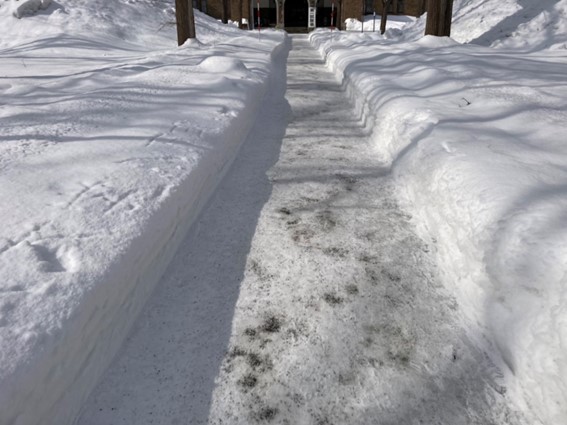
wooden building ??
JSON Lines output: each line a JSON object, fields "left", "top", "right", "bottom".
{"left": 202, "top": 0, "right": 426, "bottom": 30}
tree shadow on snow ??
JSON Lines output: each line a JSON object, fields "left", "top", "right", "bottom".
{"left": 76, "top": 41, "right": 292, "bottom": 425}
{"left": 467, "top": 0, "right": 561, "bottom": 50}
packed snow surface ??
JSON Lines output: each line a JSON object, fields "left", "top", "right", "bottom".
{"left": 0, "top": 1, "right": 284, "bottom": 424}
{"left": 312, "top": 0, "right": 567, "bottom": 423}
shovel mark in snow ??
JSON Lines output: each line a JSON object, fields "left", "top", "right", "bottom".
{"left": 30, "top": 243, "right": 66, "bottom": 273}
{"left": 27, "top": 241, "right": 80, "bottom": 274}
{"left": 63, "top": 181, "right": 103, "bottom": 210}
{"left": 102, "top": 189, "right": 136, "bottom": 215}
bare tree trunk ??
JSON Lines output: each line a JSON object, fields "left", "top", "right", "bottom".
{"left": 442, "top": 0, "right": 454, "bottom": 36}
{"left": 188, "top": 0, "right": 196, "bottom": 39}
{"left": 425, "top": 0, "right": 440, "bottom": 35}
{"left": 196, "top": 0, "right": 203, "bottom": 12}
{"left": 425, "top": 0, "right": 453, "bottom": 36}
{"left": 380, "top": 0, "right": 392, "bottom": 34}
{"left": 222, "top": 0, "right": 231, "bottom": 23}
{"left": 361, "top": 0, "right": 365, "bottom": 32}
{"left": 232, "top": 0, "right": 243, "bottom": 27}
{"left": 175, "top": 0, "right": 190, "bottom": 45}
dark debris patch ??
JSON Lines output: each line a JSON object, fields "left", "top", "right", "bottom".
{"left": 255, "top": 406, "right": 279, "bottom": 421}
{"left": 238, "top": 373, "right": 258, "bottom": 389}
{"left": 322, "top": 246, "right": 349, "bottom": 257}
{"left": 244, "top": 327, "right": 257, "bottom": 338}
{"left": 247, "top": 352, "right": 263, "bottom": 368}
{"left": 228, "top": 346, "right": 247, "bottom": 359}
{"left": 286, "top": 218, "right": 300, "bottom": 226}
{"left": 261, "top": 315, "right": 282, "bottom": 333}
{"left": 323, "top": 292, "right": 344, "bottom": 305}
{"left": 345, "top": 284, "right": 359, "bottom": 295}
{"left": 358, "top": 254, "right": 378, "bottom": 263}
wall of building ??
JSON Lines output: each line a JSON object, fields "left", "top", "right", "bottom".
{"left": 204, "top": 0, "right": 425, "bottom": 29}
{"left": 366, "top": 0, "right": 426, "bottom": 17}
{"left": 205, "top": 0, "right": 224, "bottom": 20}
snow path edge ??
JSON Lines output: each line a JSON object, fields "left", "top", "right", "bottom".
{"left": 309, "top": 29, "right": 567, "bottom": 424}
{"left": 2, "top": 37, "right": 289, "bottom": 425}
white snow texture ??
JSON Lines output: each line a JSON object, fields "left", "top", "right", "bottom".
{"left": 0, "top": 1, "right": 285, "bottom": 424}
{"left": 311, "top": 1, "right": 567, "bottom": 423}
{"left": 1, "top": 0, "right": 567, "bottom": 424}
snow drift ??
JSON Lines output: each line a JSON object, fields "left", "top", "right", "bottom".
{"left": 313, "top": 0, "right": 567, "bottom": 423}
{"left": 0, "top": 1, "right": 286, "bottom": 424}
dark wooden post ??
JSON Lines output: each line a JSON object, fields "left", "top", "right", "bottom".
{"left": 176, "top": 0, "right": 189, "bottom": 45}
{"left": 425, "top": 0, "right": 453, "bottom": 36}
{"left": 175, "top": 0, "right": 196, "bottom": 45}
{"left": 380, "top": 0, "right": 392, "bottom": 34}
{"left": 222, "top": 0, "right": 231, "bottom": 23}
{"left": 441, "top": 0, "right": 454, "bottom": 36}
{"left": 361, "top": 0, "right": 365, "bottom": 32}
{"left": 425, "top": 0, "right": 440, "bottom": 36}
{"left": 187, "top": 0, "right": 196, "bottom": 39}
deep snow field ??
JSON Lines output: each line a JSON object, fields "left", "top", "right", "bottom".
{"left": 0, "top": 0, "right": 566, "bottom": 424}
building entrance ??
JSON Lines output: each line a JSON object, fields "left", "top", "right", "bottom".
{"left": 284, "top": 0, "right": 308, "bottom": 27}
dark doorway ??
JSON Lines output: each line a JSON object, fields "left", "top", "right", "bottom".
{"left": 316, "top": 6, "right": 333, "bottom": 27}
{"left": 285, "top": 0, "right": 308, "bottom": 27}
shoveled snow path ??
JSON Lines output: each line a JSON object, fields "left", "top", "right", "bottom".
{"left": 79, "top": 35, "right": 524, "bottom": 425}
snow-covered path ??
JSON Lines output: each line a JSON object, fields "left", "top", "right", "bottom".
{"left": 79, "top": 35, "right": 524, "bottom": 425}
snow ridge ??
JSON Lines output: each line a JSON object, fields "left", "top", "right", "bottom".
{"left": 0, "top": 2, "right": 287, "bottom": 424}
{"left": 310, "top": 2, "right": 567, "bottom": 422}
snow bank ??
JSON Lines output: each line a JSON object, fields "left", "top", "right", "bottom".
{"left": 0, "top": 1, "right": 287, "bottom": 424}
{"left": 344, "top": 14, "right": 415, "bottom": 33}
{"left": 399, "top": 0, "right": 567, "bottom": 51}
{"left": 310, "top": 2, "right": 567, "bottom": 422}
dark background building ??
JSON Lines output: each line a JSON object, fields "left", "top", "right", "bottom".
{"left": 201, "top": 0, "right": 426, "bottom": 30}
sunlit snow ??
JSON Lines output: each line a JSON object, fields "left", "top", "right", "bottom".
{"left": 1, "top": 0, "right": 566, "bottom": 424}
